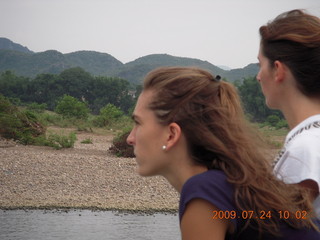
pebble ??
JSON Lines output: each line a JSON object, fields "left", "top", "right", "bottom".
{"left": 0, "top": 129, "right": 179, "bottom": 213}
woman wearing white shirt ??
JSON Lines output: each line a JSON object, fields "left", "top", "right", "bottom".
{"left": 257, "top": 9, "right": 320, "bottom": 217}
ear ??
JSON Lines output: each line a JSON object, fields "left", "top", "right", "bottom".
{"left": 274, "top": 60, "right": 286, "bottom": 83}
{"left": 165, "top": 122, "right": 182, "bottom": 150}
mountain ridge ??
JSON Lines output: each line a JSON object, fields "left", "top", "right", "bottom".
{"left": 0, "top": 37, "right": 33, "bottom": 54}
{"left": 0, "top": 38, "right": 258, "bottom": 84}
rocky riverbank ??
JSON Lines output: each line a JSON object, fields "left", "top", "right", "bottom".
{"left": 0, "top": 128, "right": 179, "bottom": 213}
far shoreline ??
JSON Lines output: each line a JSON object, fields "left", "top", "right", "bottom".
{"left": 0, "top": 206, "right": 178, "bottom": 215}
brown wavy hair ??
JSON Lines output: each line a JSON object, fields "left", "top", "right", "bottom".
{"left": 142, "top": 66, "right": 318, "bottom": 236}
{"left": 259, "top": 9, "right": 320, "bottom": 97}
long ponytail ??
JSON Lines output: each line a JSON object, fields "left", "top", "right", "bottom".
{"left": 143, "top": 67, "right": 318, "bottom": 235}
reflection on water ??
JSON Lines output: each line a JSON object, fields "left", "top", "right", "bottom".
{"left": 0, "top": 209, "right": 180, "bottom": 240}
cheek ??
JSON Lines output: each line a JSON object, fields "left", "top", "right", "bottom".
{"left": 135, "top": 128, "right": 157, "bottom": 153}
{"left": 260, "top": 81, "right": 268, "bottom": 97}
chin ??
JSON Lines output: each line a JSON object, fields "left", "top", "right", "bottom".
{"left": 136, "top": 166, "right": 157, "bottom": 177}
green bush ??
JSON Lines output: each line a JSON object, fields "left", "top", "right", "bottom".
{"left": 29, "top": 131, "right": 77, "bottom": 150}
{"left": 55, "top": 95, "right": 89, "bottom": 120}
{"left": 45, "top": 132, "right": 77, "bottom": 150}
{"left": 265, "top": 115, "right": 288, "bottom": 130}
{"left": 0, "top": 94, "right": 46, "bottom": 144}
{"left": 0, "top": 94, "right": 14, "bottom": 113}
{"left": 27, "top": 102, "right": 47, "bottom": 113}
{"left": 266, "top": 115, "right": 280, "bottom": 127}
{"left": 37, "top": 112, "right": 63, "bottom": 125}
{"left": 38, "top": 111, "right": 92, "bottom": 130}
{"left": 94, "top": 103, "right": 124, "bottom": 127}
{"left": 275, "top": 119, "right": 288, "bottom": 129}
{"left": 0, "top": 112, "right": 24, "bottom": 139}
{"left": 7, "top": 97, "right": 21, "bottom": 106}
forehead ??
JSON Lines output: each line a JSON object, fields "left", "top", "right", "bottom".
{"left": 258, "top": 46, "right": 267, "bottom": 61}
{"left": 134, "top": 90, "right": 154, "bottom": 115}
{"left": 258, "top": 45, "right": 263, "bottom": 57}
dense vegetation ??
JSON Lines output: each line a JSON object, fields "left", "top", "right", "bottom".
{"left": 0, "top": 68, "right": 286, "bottom": 127}
{"left": 0, "top": 68, "right": 136, "bottom": 114}
{"left": 235, "top": 76, "right": 287, "bottom": 129}
{"left": 0, "top": 92, "right": 133, "bottom": 150}
{"left": 0, "top": 66, "right": 287, "bottom": 156}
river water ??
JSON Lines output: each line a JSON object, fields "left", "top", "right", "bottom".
{"left": 0, "top": 209, "right": 181, "bottom": 240}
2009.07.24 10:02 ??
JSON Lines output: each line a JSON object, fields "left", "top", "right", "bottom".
{"left": 212, "top": 210, "right": 308, "bottom": 220}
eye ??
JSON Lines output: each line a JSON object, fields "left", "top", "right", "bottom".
{"left": 131, "top": 115, "right": 141, "bottom": 126}
{"left": 133, "top": 118, "right": 140, "bottom": 126}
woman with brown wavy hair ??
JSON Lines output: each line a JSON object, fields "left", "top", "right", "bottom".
{"left": 257, "top": 9, "right": 320, "bottom": 219}
{"left": 127, "top": 67, "right": 320, "bottom": 239}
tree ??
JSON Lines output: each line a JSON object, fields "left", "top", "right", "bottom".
{"left": 58, "top": 67, "right": 93, "bottom": 99}
{"left": 0, "top": 68, "right": 136, "bottom": 114}
{"left": 55, "top": 94, "right": 89, "bottom": 119}
{"left": 27, "top": 73, "right": 61, "bottom": 109}
{"left": 90, "top": 76, "right": 134, "bottom": 114}
{"left": 95, "top": 103, "right": 124, "bottom": 127}
{"left": 0, "top": 70, "right": 29, "bottom": 102}
{"left": 236, "top": 76, "right": 283, "bottom": 122}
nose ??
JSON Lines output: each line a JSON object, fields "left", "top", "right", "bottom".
{"left": 256, "top": 74, "right": 261, "bottom": 82}
{"left": 126, "top": 129, "right": 135, "bottom": 146}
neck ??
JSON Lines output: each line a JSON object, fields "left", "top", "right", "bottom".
{"left": 161, "top": 162, "right": 207, "bottom": 193}
{"left": 160, "top": 135, "right": 208, "bottom": 193}
{"left": 281, "top": 95, "right": 320, "bottom": 129}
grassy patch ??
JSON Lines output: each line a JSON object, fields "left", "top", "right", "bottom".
{"left": 81, "top": 138, "right": 93, "bottom": 144}
{"left": 257, "top": 125, "right": 288, "bottom": 149}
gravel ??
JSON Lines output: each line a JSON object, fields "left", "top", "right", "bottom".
{"left": 0, "top": 129, "right": 179, "bottom": 213}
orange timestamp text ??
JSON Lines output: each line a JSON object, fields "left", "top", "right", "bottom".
{"left": 212, "top": 210, "right": 308, "bottom": 220}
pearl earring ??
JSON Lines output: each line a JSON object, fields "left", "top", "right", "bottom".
{"left": 162, "top": 145, "right": 167, "bottom": 150}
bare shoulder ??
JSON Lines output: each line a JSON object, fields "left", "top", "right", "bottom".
{"left": 181, "top": 199, "right": 230, "bottom": 240}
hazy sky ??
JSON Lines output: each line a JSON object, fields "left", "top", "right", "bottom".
{"left": 1, "top": 0, "right": 320, "bottom": 69}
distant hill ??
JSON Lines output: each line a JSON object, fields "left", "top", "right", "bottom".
{"left": 65, "top": 51, "right": 123, "bottom": 76}
{"left": 0, "top": 38, "right": 259, "bottom": 84}
{"left": 114, "top": 54, "right": 259, "bottom": 84}
{"left": 0, "top": 49, "right": 124, "bottom": 77}
{"left": 114, "top": 54, "right": 228, "bottom": 85}
{"left": 224, "top": 63, "right": 259, "bottom": 84}
{"left": 217, "top": 65, "right": 232, "bottom": 71}
{"left": 0, "top": 38, "right": 33, "bottom": 53}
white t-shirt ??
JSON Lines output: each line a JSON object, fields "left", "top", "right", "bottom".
{"left": 273, "top": 114, "right": 320, "bottom": 218}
